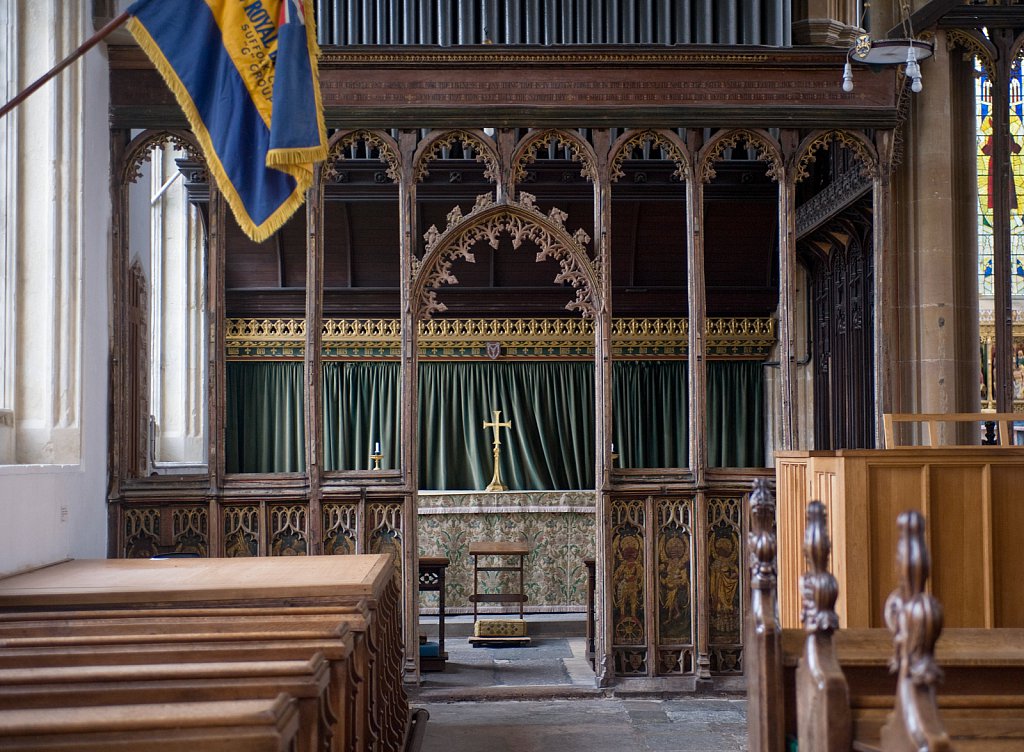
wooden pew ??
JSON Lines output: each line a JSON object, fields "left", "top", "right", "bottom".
{"left": 0, "top": 619, "right": 356, "bottom": 751}
{"left": 0, "top": 613, "right": 356, "bottom": 752}
{"left": 0, "top": 655, "right": 331, "bottom": 752}
{"left": 0, "top": 555, "right": 409, "bottom": 752}
{"left": 746, "top": 481, "right": 1024, "bottom": 752}
{"left": 0, "top": 694, "right": 300, "bottom": 752}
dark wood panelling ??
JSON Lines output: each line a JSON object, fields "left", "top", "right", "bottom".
{"left": 705, "top": 198, "right": 778, "bottom": 316}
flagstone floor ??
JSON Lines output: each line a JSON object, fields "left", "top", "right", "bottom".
{"left": 409, "top": 616, "right": 748, "bottom": 752}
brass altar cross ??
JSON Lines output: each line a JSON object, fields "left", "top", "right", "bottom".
{"left": 482, "top": 409, "right": 512, "bottom": 491}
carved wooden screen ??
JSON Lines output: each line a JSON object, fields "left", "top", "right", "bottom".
{"left": 810, "top": 222, "right": 875, "bottom": 449}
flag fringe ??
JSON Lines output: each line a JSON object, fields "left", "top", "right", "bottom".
{"left": 128, "top": 16, "right": 311, "bottom": 244}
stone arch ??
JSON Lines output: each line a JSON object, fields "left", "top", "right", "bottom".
{"left": 321, "top": 129, "right": 402, "bottom": 185}
{"left": 511, "top": 128, "right": 600, "bottom": 188}
{"left": 793, "top": 129, "right": 878, "bottom": 182}
{"left": 411, "top": 192, "right": 599, "bottom": 320}
{"left": 697, "top": 128, "right": 783, "bottom": 184}
{"left": 608, "top": 128, "right": 690, "bottom": 183}
{"left": 412, "top": 128, "right": 501, "bottom": 185}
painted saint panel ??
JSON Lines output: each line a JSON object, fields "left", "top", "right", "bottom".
{"left": 656, "top": 496, "right": 694, "bottom": 675}
{"left": 611, "top": 497, "right": 647, "bottom": 675}
{"left": 707, "top": 496, "right": 743, "bottom": 673}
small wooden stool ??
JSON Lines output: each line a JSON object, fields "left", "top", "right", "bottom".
{"left": 417, "top": 556, "right": 449, "bottom": 671}
{"left": 468, "top": 541, "right": 531, "bottom": 645}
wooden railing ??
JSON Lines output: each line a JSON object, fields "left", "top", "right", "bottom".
{"left": 881, "top": 412, "right": 1018, "bottom": 448}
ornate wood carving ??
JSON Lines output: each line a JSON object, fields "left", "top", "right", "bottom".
{"left": 609, "top": 129, "right": 688, "bottom": 183}
{"left": 946, "top": 28, "right": 995, "bottom": 80}
{"left": 511, "top": 129, "right": 598, "bottom": 185}
{"left": 126, "top": 261, "right": 148, "bottom": 478}
{"left": 323, "top": 502, "right": 359, "bottom": 555}
{"left": 707, "top": 496, "right": 743, "bottom": 673}
{"left": 226, "top": 316, "right": 775, "bottom": 359}
{"left": 656, "top": 497, "right": 694, "bottom": 676}
{"left": 796, "top": 500, "right": 851, "bottom": 752}
{"left": 223, "top": 505, "right": 260, "bottom": 557}
{"left": 794, "top": 130, "right": 877, "bottom": 183}
{"left": 746, "top": 478, "right": 785, "bottom": 752}
{"left": 611, "top": 497, "right": 647, "bottom": 675}
{"left": 172, "top": 507, "right": 208, "bottom": 557}
{"left": 122, "top": 130, "right": 201, "bottom": 185}
{"left": 880, "top": 510, "right": 953, "bottom": 752}
{"left": 416, "top": 192, "right": 598, "bottom": 320}
{"left": 699, "top": 129, "right": 783, "bottom": 184}
{"left": 123, "top": 507, "right": 160, "bottom": 559}
{"left": 796, "top": 168, "right": 871, "bottom": 239}
{"left": 368, "top": 502, "right": 404, "bottom": 583}
{"left": 413, "top": 129, "right": 499, "bottom": 184}
{"left": 322, "top": 129, "right": 401, "bottom": 184}
{"left": 270, "top": 504, "right": 308, "bottom": 556}
{"left": 808, "top": 216, "right": 875, "bottom": 449}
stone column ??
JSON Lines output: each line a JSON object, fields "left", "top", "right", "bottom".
{"left": 894, "top": 32, "right": 979, "bottom": 441}
{"left": 791, "top": 0, "right": 860, "bottom": 46}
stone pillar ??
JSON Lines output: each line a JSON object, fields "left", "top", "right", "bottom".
{"left": 791, "top": 0, "right": 861, "bottom": 46}
{"left": 894, "top": 32, "right": 979, "bottom": 441}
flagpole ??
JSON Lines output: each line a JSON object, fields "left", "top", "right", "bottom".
{"left": 0, "top": 10, "right": 130, "bottom": 120}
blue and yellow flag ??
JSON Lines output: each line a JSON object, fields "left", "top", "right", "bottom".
{"left": 127, "top": 0, "right": 327, "bottom": 242}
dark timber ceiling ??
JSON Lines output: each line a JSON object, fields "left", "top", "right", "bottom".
{"left": 225, "top": 159, "right": 779, "bottom": 319}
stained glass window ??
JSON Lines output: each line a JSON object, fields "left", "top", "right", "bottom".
{"left": 976, "top": 56, "right": 1024, "bottom": 297}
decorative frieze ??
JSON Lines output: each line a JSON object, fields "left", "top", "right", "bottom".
{"left": 226, "top": 316, "right": 776, "bottom": 359}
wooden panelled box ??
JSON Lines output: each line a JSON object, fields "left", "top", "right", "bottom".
{"left": 775, "top": 449, "right": 1024, "bottom": 630}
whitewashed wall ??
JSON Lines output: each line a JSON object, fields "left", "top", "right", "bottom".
{"left": 0, "top": 2, "right": 110, "bottom": 575}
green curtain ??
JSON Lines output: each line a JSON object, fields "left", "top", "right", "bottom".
{"left": 322, "top": 361, "right": 401, "bottom": 471}
{"left": 612, "top": 360, "right": 689, "bottom": 469}
{"left": 417, "top": 361, "right": 595, "bottom": 490}
{"left": 225, "top": 361, "right": 306, "bottom": 473}
{"left": 707, "top": 360, "right": 765, "bottom": 468}
{"left": 226, "top": 358, "right": 765, "bottom": 478}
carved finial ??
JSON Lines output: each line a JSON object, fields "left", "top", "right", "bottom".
{"left": 801, "top": 501, "right": 840, "bottom": 635}
{"left": 748, "top": 478, "right": 777, "bottom": 592}
{"left": 880, "top": 510, "right": 952, "bottom": 752}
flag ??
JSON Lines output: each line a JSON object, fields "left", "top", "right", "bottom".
{"left": 126, "top": 0, "right": 327, "bottom": 242}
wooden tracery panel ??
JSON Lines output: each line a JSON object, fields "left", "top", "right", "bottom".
{"left": 655, "top": 497, "right": 695, "bottom": 675}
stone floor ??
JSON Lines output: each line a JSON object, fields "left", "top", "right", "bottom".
{"left": 414, "top": 697, "right": 748, "bottom": 752}
{"left": 410, "top": 617, "right": 748, "bottom": 752}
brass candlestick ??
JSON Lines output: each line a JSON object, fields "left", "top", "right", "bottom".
{"left": 370, "top": 441, "right": 383, "bottom": 471}
{"left": 482, "top": 409, "right": 512, "bottom": 492}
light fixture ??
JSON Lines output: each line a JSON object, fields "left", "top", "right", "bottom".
{"left": 841, "top": 2, "right": 933, "bottom": 94}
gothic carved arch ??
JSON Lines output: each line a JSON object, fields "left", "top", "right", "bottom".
{"left": 947, "top": 29, "right": 996, "bottom": 80}
{"left": 793, "top": 129, "right": 878, "bottom": 182}
{"left": 412, "top": 128, "right": 500, "bottom": 185}
{"left": 697, "top": 128, "right": 783, "bottom": 184}
{"left": 412, "top": 192, "right": 599, "bottom": 320}
{"left": 120, "top": 129, "right": 203, "bottom": 186}
{"left": 321, "top": 129, "right": 402, "bottom": 185}
{"left": 511, "top": 128, "right": 599, "bottom": 186}
{"left": 608, "top": 128, "right": 690, "bottom": 183}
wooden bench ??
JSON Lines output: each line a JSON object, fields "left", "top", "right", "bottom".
{"left": 0, "top": 612, "right": 363, "bottom": 747}
{"left": 0, "top": 694, "right": 300, "bottom": 751}
{"left": 0, "top": 555, "right": 410, "bottom": 752}
{"left": 0, "top": 658, "right": 330, "bottom": 752}
{"left": 0, "top": 615, "right": 358, "bottom": 751}
{"left": 746, "top": 479, "right": 1024, "bottom": 752}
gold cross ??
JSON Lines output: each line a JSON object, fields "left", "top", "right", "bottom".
{"left": 482, "top": 410, "right": 512, "bottom": 448}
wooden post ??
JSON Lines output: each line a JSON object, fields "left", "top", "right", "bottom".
{"left": 592, "top": 127, "right": 615, "bottom": 687}
{"left": 880, "top": 510, "right": 952, "bottom": 752}
{"left": 746, "top": 478, "right": 785, "bottom": 752}
{"left": 779, "top": 130, "right": 799, "bottom": 451}
{"left": 398, "top": 128, "right": 420, "bottom": 679}
{"left": 796, "top": 501, "right": 851, "bottom": 752}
